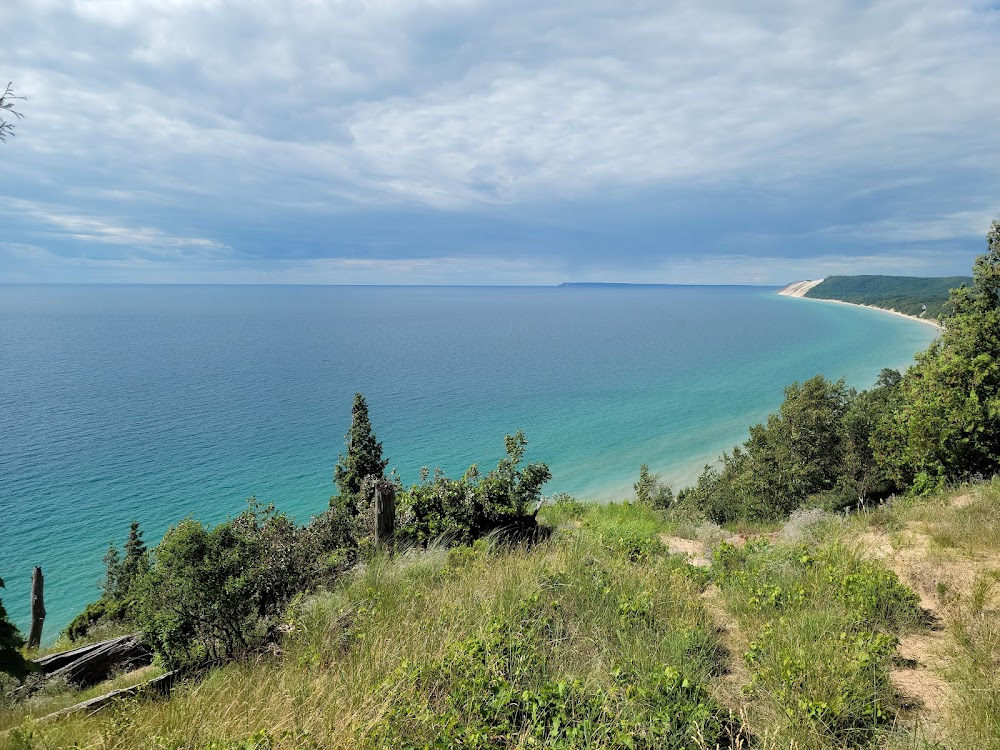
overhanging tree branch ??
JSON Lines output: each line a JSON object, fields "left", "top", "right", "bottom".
{"left": 1, "top": 82, "right": 26, "bottom": 143}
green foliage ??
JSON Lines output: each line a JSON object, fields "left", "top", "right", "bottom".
{"left": 713, "top": 540, "right": 922, "bottom": 747}
{"left": 65, "top": 521, "right": 150, "bottom": 641}
{"left": 332, "top": 392, "right": 388, "bottom": 508}
{"left": 877, "top": 221, "right": 1000, "bottom": 483}
{"left": 397, "top": 431, "right": 552, "bottom": 546}
{"left": 0, "top": 577, "right": 32, "bottom": 681}
{"left": 374, "top": 584, "right": 728, "bottom": 749}
{"left": 536, "top": 492, "right": 587, "bottom": 527}
{"left": 687, "top": 375, "right": 851, "bottom": 523}
{"left": 138, "top": 501, "right": 352, "bottom": 669}
{"left": 634, "top": 464, "right": 674, "bottom": 508}
{"left": 805, "top": 274, "right": 971, "bottom": 318}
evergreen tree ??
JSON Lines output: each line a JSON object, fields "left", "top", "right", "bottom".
{"left": 0, "top": 577, "right": 31, "bottom": 681}
{"left": 333, "top": 393, "right": 388, "bottom": 505}
{"left": 103, "top": 521, "right": 149, "bottom": 603}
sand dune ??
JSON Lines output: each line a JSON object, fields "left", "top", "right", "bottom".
{"left": 776, "top": 279, "right": 824, "bottom": 297}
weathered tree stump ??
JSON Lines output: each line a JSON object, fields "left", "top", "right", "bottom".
{"left": 374, "top": 482, "right": 396, "bottom": 547}
{"left": 34, "top": 639, "right": 116, "bottom": 675}
{"left": 26, "top": 566, "right": 45, "bottom": 650}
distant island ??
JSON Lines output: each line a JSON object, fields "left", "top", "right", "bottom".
{"left": 780, "top": 274, "right": 972, "bottom": 320}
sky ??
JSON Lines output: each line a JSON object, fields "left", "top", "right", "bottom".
{"left": 1, "top": 0, "right": 999, "bottom": 285}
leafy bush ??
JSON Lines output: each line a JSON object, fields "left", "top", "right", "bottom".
{"left": 634, "top": 464, "right": 674, "bottom": 508}
{"left": 397, "top": 431, "right": 551, "bottom": 546}
{"left": 65, "top": 521, "right": 149, "bottom": 641}
{"left": 139, "top": 501, "right": 354, "bottom": 669}
{"left": 0, "top": 578, "right": 31, "bottom": 681}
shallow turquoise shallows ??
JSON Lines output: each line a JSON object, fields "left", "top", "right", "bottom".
{"left": 0, "top": 284, "right": 937, "bottom": 639}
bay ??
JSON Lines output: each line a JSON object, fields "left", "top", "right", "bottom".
{"left": 0, "top": 284, "right": 937, "bottom": 639}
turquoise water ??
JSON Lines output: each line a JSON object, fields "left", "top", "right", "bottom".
{"left": 0, "top": 284, "right": 937, "bottom": 639}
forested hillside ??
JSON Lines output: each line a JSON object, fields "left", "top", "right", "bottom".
{"left": 805, "top": 274, "right": 972, "bottom": 318}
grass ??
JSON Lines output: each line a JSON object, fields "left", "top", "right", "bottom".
{"left": 0, "top": 664, "right": 165, "bottom": 734}
{"left": 4, "top": 503, "right": 735, "bottom": 749}
{"left": 5, "top": 489, "right": 999, "bottom": 749}
{"left": 894, "top": 481, "right": 1000, "bottom": 749}
{"left": 711, "top": 536, "right": 924, "bottom": 749}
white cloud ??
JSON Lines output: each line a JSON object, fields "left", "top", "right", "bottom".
{"left": 822, "top": 211, "right": 998, "bottom": 244}
{"left": 0, "top": 242, "right": 567, "bottom": 284}
{"left": 1, "top": 198, "right": 229, "bottom": 257}
{"left": 5, "top": 0, "right": 1000, "bottom": 206}
{"left": 1, "top": 0, "right": 999, "bottom": 279}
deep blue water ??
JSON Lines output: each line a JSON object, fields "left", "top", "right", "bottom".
{"left": 0, "top": 284, "right": 937, "bottom": 640}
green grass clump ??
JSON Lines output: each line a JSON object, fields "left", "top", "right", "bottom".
{"left": 713, "top": 539, "right": 924, "bottom": 748}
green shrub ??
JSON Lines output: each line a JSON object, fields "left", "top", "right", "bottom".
{"left": 635, "top": 464, "right": 674, "bottom": 509}
{"left": 397, "top": 431, "right": 551, "bottom": 547}
{"left": 139, "top": 501, "right": 353, "bottom": 669}
{"left": 0, "top": 578, "right": 31, "bottom": 681}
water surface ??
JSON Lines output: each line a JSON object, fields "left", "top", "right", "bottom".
{"left": 0, "top": 284, "right": 937, "bottom": 638}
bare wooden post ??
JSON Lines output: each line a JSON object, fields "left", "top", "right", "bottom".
{"left": 374, "top": 482, "right": 396, "bottom": 548}
{"left": 27, "top": 566, "right": 45, "bottom": 651}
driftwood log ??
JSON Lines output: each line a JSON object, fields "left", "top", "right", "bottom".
{"left": 35, "top": 633, "right": 153, "bottom": 688}
{"left": 40, "top": 670, "right": 178, "bottom": 722}
{"left": 26, "top": 567, "right": 45, "bottom": 650}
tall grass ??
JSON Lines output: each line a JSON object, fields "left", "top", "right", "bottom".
{"left": 712, "top": 538, "right": 924, "bottom": 749}
{"left": 6, "top": 504, "right": 735, "bottom": 749}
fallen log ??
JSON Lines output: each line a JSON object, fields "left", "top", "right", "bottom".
{"left": 43, "top": 634, "right": 152, "bottom": 688}
{"left": 33, "top": 637, "right": 129, "bottom": 675}
{"left": 40, "top": 670, "right": 178, "bottom": 722}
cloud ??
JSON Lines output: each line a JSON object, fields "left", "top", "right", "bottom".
{"left": 1, "top": 0, "right": 999, "bottom": 281}
{"left": 0, "top": 198, "right": 228, "bottom": 257}
{"left": 0, "top": 241, "right": 567, "bottom": 285}
{"left": 822, "top": 210, "right": 996, "bottom": 243}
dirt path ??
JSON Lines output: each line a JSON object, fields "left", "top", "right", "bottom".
{"left": 660, "top": 534, "right": 713, "bottom": 567}
{"left": 857, "top": 524, "right": 953, "bottom": 742}
{"left": 659, "top": 533, "right": 755, "bottom": 713}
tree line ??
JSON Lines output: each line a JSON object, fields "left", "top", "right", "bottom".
{"left": 805, "top": 274, "right": 972, "bottom": 319}
{"left": 678, "top": 222, "right": 1000, "bottom": 521}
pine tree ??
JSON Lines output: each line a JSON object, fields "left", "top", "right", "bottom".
{"left": 333, "top": 393, "right": 388, "bottom": 505}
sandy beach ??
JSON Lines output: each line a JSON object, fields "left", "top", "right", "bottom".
{"left": 777, "top": 280, "right": 943, "bottom": 332}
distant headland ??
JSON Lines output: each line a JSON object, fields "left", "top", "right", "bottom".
{"left": 777, "top": 274, "right": 974, "bottom": 330}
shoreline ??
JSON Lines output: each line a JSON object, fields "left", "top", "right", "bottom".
{"left": 806, "top": 296, "right": 943, "bottom": 331}
{"left": 777, "top": 280, "right": 943, "bottom": 332}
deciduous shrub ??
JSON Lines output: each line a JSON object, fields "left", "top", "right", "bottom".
{"left": 396, "top": 431, "right": 551, "bottom": 546}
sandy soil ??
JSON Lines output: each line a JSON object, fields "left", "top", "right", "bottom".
{"left": 776, "top": 279, "right": 824, "bottom": 297}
